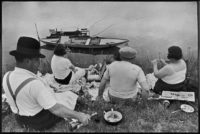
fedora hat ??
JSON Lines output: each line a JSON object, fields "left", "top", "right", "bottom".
{"left": 119, "top": 46, "right": 137, "bottom": 59}
{"left": 10, "top": 36, "right": 45, "bottom": 58}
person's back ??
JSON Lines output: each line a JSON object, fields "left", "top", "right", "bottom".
{"left": 159, "top": 59, "right": 186, "bottom": 85}
{"left": 170, "top": 59, "right": 186, "bottom": 72}
{"left": 3, "top": 67, "right": 64, "bottom": 130}
{"left": 108, "top": 61, "right": 144, "bottom": 98}
{"left": 2, "top": 36, "right": 91, "bottom": 130}
{"left": 51, "top": 44, "right": 86, "bottom": 85}
{"left": 3, "top": 69, "right": 50, "bottom": 115}
{"left": 152, "top": 46, "right": 187, "bottom": 95}
{"left": 98, "top": 46, "right": 150, "bottom": 102}
{"left": 51, "top": 54, "right": 72, "bottom": 80}
{"left": 2, "top": 37, "right": 62, "bottom": 130}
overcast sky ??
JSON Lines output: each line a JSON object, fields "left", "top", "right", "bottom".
{"left": 2, "top": 1, "right": 198, "bottom": 66}
{"left": 3, "top": 2, "right": 197, "bottom": 37}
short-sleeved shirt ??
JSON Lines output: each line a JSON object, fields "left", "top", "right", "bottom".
{"left": 161, "top": 59, "right": 186, "bottom": 84}
{"left": 51, "top": 55, "right": 73, "bottom": 79}
{"left": 2, "top": 67, "right": 57, "bottom": 116}
{"left": 103, "top": 61, "right": 146, "bottom": 99}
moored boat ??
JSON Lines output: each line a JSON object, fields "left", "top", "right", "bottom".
{"left": 39, "top": 28, "right": 129, "bottom": 55}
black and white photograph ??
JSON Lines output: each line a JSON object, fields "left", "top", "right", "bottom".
{"left": 2, "top": 1, "right": 199, "bottom": 132}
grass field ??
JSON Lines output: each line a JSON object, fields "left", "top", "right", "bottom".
{"left": 1, "top": 51, "right": 199, "bottom": 132}
{"left": 2, "top": 98, "right": 199, "bottom": 132}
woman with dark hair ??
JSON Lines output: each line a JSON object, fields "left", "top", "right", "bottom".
{"left": 51, "top": 44, "right": 86, "bottom": 85}
{"left": 53, "top": 43, "right": 67, "bottom": 56}
{"left": 151, "top": 46, "right": 187, "bottom": 95}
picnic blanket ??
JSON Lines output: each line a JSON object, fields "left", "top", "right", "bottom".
{"left": 55, "top": 91, "right": 78, "bottom": 110}
{"left": 38, "top": 73, "right": 82, "bottom": 93}
{"left": 37, "top": 72, "right": 81, "bottom": 110}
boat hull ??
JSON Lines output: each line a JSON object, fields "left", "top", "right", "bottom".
{"left": 41, "top": 42, "right": 128, "bottom": 55}
{"left": 40, "top": 37, "right": 129, "bottom": 55}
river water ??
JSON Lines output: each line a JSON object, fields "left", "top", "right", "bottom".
{"left": 2, "top": 2, "right": 198, "bottom": 76}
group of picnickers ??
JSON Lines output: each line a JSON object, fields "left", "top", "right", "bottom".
{"left": 2, "top": 36, "right": 189, "bottom": 130}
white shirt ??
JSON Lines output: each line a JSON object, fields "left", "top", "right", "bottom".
{"left": 162, "top": 59, "right": 186, "bottom": 84}
{"left": 103, "top": 61, "right": 146, "bottom": 99}
{"left": 2, "top": 67, "right": 57, "bottom": 116}
{"left": 51, "top": 55, "right": 72, "bottom": 79}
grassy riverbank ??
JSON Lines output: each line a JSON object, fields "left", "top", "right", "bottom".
{"left": 1, "top": 52, "right": 198, "bottom": 132}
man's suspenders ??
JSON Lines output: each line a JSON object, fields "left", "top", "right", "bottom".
{"left": 6, "top": 72, "right": 36, "bottom": 115}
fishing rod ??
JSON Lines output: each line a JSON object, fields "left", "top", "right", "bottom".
{"left": 88, "top": 17, "right": 107, "bottom": 30}
{"left": 92, "top": 24, "right": 114, "bottom": 37}
{"left": 83, "top": 16, "right": 108, "bottom": 36}
{"left": 35, "top": 23, "right": 40, "bottom": 41}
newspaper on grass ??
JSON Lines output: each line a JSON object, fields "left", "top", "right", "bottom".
{"left": 149, "top": 91, "right": 195, "bottom": 102}
{"left": 160, "top": 91, "right": 195, "bottom": 102}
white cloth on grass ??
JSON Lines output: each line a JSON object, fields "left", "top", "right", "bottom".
{"left": 37, "top": 73, "right": 80, "bottom": 110}
{"left": 55, "top": 91, "right": 78, "bottom": 110}
{"left": 70, "top": 67, "right": 86, "bottom": 84}
{"left": 38, "top": 73, "right": 82, "bottom": 93}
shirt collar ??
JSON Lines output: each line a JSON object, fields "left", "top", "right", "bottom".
{"left": 121, "top": 60, "right": 132, "bottom": 64}
{"left": 14, "top": 67, "right": 36, "bottom": 77}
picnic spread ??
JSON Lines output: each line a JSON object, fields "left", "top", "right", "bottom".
{"left": 39, "top": 73, "right": 102, "bottom": 100}
{"left": 2, "top": 63, "right": 197, "bottom": 130}
{"left": 37, "top": 63, "right": 105, "bottom": 129}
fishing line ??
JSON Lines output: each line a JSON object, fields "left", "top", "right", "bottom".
{"left": 92, "top": 24, "right": 114, "bottom": 37}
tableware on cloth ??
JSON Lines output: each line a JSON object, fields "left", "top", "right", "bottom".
{"left": 180, "top": 104, "right": 194, "bottom": 113}
{"left": 68, "top": 112, "right": 98, "bottom": 130}
{"left": 103, "top": 108, "right": 123, "bottom": 125}
{"left": 162, "top": 100, "right": 170, "bottom": 108}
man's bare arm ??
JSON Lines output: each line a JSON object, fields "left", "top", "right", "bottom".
{"left": 49, "top": 103, "right": 90, "bottom": 125}
{"left": 138, "top": 81, "right": 150, "bottom": 99}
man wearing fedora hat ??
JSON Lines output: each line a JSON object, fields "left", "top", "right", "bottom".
{"left": 97, "top": 46, "right": 150, "bottom": 103}
{"left": 2, "top": 36, "right": 90, "bottom": 130}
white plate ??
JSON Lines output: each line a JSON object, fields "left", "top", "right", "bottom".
{"left": 180, "top": 104, "right": 194, "bottom": 113}
{"left": 104, "top": 111, "right": 122, "bottom": 123}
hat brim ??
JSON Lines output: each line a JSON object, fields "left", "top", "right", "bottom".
{"left": 10, "top": 50, "right": 45, "bottom": 58}
{"left": 120, "top": 56, "right": 136, "bottom": 60}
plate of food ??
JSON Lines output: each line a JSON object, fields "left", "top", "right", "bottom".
{"left": 104, "top": 108, "right": 123, "bottom": 125}
{"left": 180, "top": 104, "right": 194, "bottom": 113}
